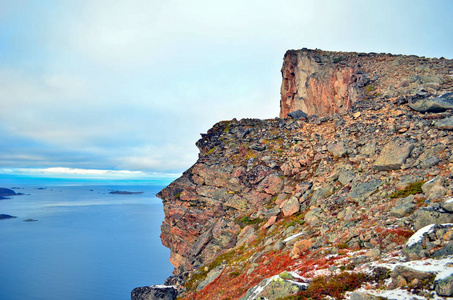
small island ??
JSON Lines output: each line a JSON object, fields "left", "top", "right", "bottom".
{"left": 109, "top": 190, "right": 144, "bottom": 195}
{"left": 0, "top": 214, "right": 17, "bottom": 220}
{"left": 0, "top": 188, "right": 18, "bottom": 200}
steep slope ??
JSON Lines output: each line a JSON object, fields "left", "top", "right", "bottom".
{"left": 136, "top": 49, "right": 453, "bottom": 300}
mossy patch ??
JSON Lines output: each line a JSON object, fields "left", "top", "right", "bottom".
{"left": 235, "top": 215, "right": 264, "bottom": 228}
{"left": 389, "top": 181, "right": 425, "bottom": 198}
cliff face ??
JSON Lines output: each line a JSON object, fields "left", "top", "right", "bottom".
{"left": 155, "top": 49, "right": 453, "bottom": 300}
{"left": 280, "top": 48, "right": 453, "bottom": 117}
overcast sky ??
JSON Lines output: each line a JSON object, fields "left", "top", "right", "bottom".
{"left": 1, "top": 0, "right": 452, "bottom": 178}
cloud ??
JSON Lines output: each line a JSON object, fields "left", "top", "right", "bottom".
{"left": 0, "top": 167, "right": 179, "bottom": 179}
{"left": 0, "top": 0, "right": 452, "bottom": 174}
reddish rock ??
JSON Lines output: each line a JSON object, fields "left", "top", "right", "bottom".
{"left": 281, "top": 196, "right": 300, "bottom": 217}
{"left": 261, "top": 215, "right": 278, "bottom": 229}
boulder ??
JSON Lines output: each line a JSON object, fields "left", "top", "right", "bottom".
{"left": 413, "top": 208, "right": 453, "bottom": 231}
{"left": 348, "top": 179, "right": 383, "bottom": 202}
{"left": 197, "top": 266, "right": 224, "bottom": 290}
{"left": 239, "top": 275, "right": 307, "bottom": 300}
{"left": 435, "top": 273, "right": 453, "bottom": 297}
{"left": 422, "top": 177, "right": 447, "bottom": 200}
{"left": 404, "top": 223, "right": 453, "bottom": 260}
{"left": 373, "top": 139, "right": 414, "bottom": 171}
{"left": 281, "top": 197, "right": 300, "bottom": 217}
{"left": 408, "top": 92, "right": 453, "bottom": 113}
{"left": 131, "top": 285, "right": 177, "bottom": 300}
{"left": 287, "top": 110, "right": 308, "bottom": 120}
{"left": 434, "top": 117, "right": 453, "bottom": 130}
{"left": 442, "top": 198, "right": 453, "bottom": 212}
{"left": 327, "top": 141, "right": 348, "bottom": 158}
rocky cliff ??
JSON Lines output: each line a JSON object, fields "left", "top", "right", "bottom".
{"left": 280, "top": 48, "right": 453, "bottom": 117}
{"left": 141, "top": 49, "right": 453, "bottom": 300}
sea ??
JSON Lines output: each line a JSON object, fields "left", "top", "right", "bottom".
{"left": 0, "top": 175, "right": 176, "bottom": 300}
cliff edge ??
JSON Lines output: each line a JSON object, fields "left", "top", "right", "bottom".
{"left": 280, "top": 48, "right": 452, "bottom": 117}
{"left": 136, "top": 49, "right": 453, "bottom": 300}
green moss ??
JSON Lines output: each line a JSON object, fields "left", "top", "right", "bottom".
{"left": 337, "top": 242, "right": 349, "bottom": 249}
{"left": 235, "top": 215, "right": 264, "bottom": 228}
{"left": 279, "top": 271, "right": 294, "bottom": 280}
{"left": 285, "top": 212, "right": 305, "bottom": 228}
{"left": 206, "top": 147, "right": 216, "bottom": 155}
{"left": 364, "top": 84, "right": 375, "bottom": 92}
{"left": 389, "top": 181, "right": 425, "bottom": 198}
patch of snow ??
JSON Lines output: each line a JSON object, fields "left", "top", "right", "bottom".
{"left": 283, "top": 232, "right": 304, "bottom": 243}
{"left": 406, "top": 224, "right": 436, "bottom": 247}
{"left": 347, "top": 288, "right": 426, "bottom": 300}
{"left": 425, "top": 178, "right": 436, "bottom": 185}
{"left": 150, "top": 285, "right": 174, "bottom": 289}
{"left": 288, "top": 271, "right": 310, "bottom": 281}
{"left": 400, "top": 256, "right": 453, "bottom": 279}
{"left": 287, "top": 279, "right": 309, "bottom": 288}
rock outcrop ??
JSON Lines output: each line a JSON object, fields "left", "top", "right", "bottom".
{"left": 150, "top": 49, "right": 453, "bottom": 299}
{"left": 280, "top": 48, "right": 453, "bottom": 118}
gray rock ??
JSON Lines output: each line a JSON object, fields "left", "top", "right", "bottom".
{"left": 327, "top": 141, "right": 348, "bottom": 158}
{"left": 435, "top": 273, "right": 453, "bottom": 297}
{"left": 239, "top": 275, "right": 307, "bottom": 300}
{"left": 373, "top": 139, "right": 414, "bottom": 171}
{"left": 310, "top": 185, "right": 333, "bottom": 204}
{"left": 413, "top": 208, "right": 453, "bottom": 231}
{"left": 287, "top": 110, "right": 308, "bottom": 120}
{"left": 409, "top": 92, "right": 453, "bottom": 113}
{"left": 434, "top": 117, "right": 453, "bottom": 130}
{"left": 338, "top": 170, "right": 355, "bottom": 185}
{"left": 131, "top": 285, "right": 177, "bottom": 300}
{"left": 263, "top": 207, "right": 281, "bottom": 217}
{"left": 349, "top": 292, "right": 381, "bottom": 300}
{"left": 273, "top": 241, "right": 285, "bottom": 251}
{"left": 391, "top": 202, "right": 416, "bottom": 218}
{"left": 304, "top": 208, "right": 323, "bottom": 225}
{"left": 419, "top": 156, "right": 441, "bottom": 168}
{"left": 251, "top": 144, "right": 266, "bottom": 151}
{"left": 442, "top": 199, "right": 453, "bottom": 212}
{"left": 360, "top": 142, "right": 376, "bottom": 156}
{"left": 404, "top": 224, "right": 453, "bottom": 260}
{"left": 422, "top": 177, "right": 447, "bottom": 200}
{"left": 416, "top": 144, "right": 445, "bottom": 167}
{"left": 197, "top": 266, "right": 224, "bottom": 290}
{"left": 348, "top": 179, "right": 383, "bottom": 201}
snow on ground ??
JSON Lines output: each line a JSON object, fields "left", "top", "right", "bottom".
{"left": 347, "top": 288, "right": 426, "bottom": 300}
{"left": 406, "top": 224, "right": 436, "bottom": 247}
{"left": 283, "top": 232, "right": 304, "bottom": 243}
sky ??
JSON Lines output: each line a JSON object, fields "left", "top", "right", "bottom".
{"left": 0, "top": 0, "right": 452, "bottom": 179}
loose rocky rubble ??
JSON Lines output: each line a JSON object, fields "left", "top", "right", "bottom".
{"left": 136, "top": 49, "right": 453, "bottom": 300}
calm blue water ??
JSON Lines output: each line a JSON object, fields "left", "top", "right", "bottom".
{"left": 0, "top": 177, "right": 175, "bottom": 300}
